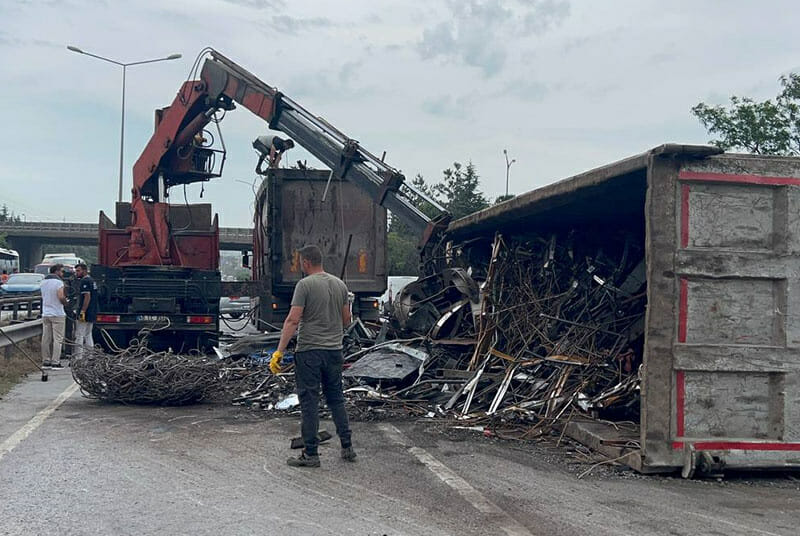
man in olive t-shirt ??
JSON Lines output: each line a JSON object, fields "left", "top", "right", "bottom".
{"left": 273, "top": 244, "right": 356, "bottom": 468}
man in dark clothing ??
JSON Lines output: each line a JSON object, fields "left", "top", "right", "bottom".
{"left": 74, "top": 263, "right": 98, "bottom": 358}
{"left": 272, "top": 244, "right": 355, "bottom": 468}
{"left": 253, "top": 135, "right": 295, "bottom": 173}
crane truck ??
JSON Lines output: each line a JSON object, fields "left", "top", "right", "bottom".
{"left": 93, "top": 49, "right": 449, "bottom": 352}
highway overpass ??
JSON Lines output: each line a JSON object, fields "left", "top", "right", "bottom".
{"left": 0, "top": 221, "right": 252, "bottom": 269}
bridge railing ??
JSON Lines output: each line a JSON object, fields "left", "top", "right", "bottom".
{"left": 0, "top": 221, "right": 252, "bottom": 242}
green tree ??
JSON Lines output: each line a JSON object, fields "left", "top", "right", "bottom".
{"left": 0, "top": 232, "right": 8, "bottom": 249}
{"left": 386, "top": 164, "right": 490, "bottom": 275}
{"left": 234, "top": 268, "right": 252, "bottom": 281}
{"left": 434, "top": 162, "right": 489, "bottom": 219}
{"left": 495, "top": 194, "right": 515, "bottom": 204}
{"left": 692, "top": 73, "right": 800, "bottom": 155}
{"left": 387, "top": 218, "right": 419, "bottom": 275}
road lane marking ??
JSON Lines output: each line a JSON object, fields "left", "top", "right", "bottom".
{"left": 688, "top": 512, "right": 787, "bottom": 536}
{"left": 0, "top": 382, "right": 79, "bottom": 463}
{"left": 380, "top": 423, "right": 535, "bottom": 536}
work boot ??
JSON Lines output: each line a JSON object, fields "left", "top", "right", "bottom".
{"left": 341, "top": 446, "right": 357, "bottom": 462}
{"left": 287, "top": 451, "right": 320, "bottom": 468}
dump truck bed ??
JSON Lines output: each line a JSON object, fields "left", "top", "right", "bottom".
{"left": 249, "top": 168, "right": 387, "bottom": 323}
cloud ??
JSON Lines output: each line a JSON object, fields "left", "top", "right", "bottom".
{"left": 521, "top": 0, "right": 570, "bottom": 34}
{"left": 417, "top": 0, "right": 569, "bottom": 76}
{"left": 421, "top": 94, "right": 477, "bottom": 118}
{"left": 338, "top": 60, "right": 363, "bottom": 85}
{"left": 220, "top": 0, "right": 285, "bottom": 9}
{"left": 0, "top": 30, "right": 60, "bottom": 49}
{"left": 284, "top": 60, "right": 374, "bottom": 102}
{"left": 265, "top": 14, "right": 335, "bottom": 35}
{"left": 499, "top": 78, "right": 549, "bottom": 101}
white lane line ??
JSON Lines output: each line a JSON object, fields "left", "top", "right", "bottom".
{"left": 380, "top": 423, "right": 535, "bottom": 536}
{"left": 0, "top": 382, "right": 79, "bottom": 463}
{"left": 688, "top": 512, "right": 787, "bottom": 536}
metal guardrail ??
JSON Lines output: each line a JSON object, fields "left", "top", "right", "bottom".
{"left": 0, "top": 295, "right": 41, "bottom": 321}
{"left": 0, "top": 319, "right": 42, "bottom": 350}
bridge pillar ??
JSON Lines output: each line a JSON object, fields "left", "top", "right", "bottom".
{"left": 8, "top": 238, "right": 42, "bottom": 271}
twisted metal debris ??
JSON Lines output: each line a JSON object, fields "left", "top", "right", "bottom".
{"left": 71, "top": 341, "right": 221, "bottom": 405}
{"left": 72, "top": 228, "right": 644, "bottom": 437}
{"left": 338, "top": 229, "right": 646, "bottom": 437}
{"left": 70, "top": 326, "right": 272, "bottom": 405}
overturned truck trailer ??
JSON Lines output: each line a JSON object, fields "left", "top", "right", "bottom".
{"left": 447, "top": 144, "right": 800, "bottom": 474}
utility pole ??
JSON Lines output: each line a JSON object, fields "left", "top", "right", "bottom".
{"left": 503, "top": 149, "right": 516, "bottom": 197}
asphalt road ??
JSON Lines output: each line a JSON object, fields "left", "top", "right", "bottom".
{"left": 1, "top": 368, "right": 798, "bottom": 536}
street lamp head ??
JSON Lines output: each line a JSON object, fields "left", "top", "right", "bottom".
{"left": 166, "top": 53, "right": 182, "bottom": 60}
{"left": 67, "top": 45, "right": 84, "bottom": 54}
{"left": 503, "top": 149, "right": 507, "bottom": 155}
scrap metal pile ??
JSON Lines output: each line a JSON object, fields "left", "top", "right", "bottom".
{"left": 71, "top": 330, "right": 269, "bottom": 405}
{"left": 338, "top": 230, "right": 646, "bottom": 436}
{"left": 232, "top": 229, "right": 647, "bottom": 438}
{"left": 72, "top": 228, "right": 645, "bottom": 439}
{"left": 71, "top": 342, "right": 222, "bottom": 405}
{"left": 468, "top": 231, "right": 644, "bottom": 430}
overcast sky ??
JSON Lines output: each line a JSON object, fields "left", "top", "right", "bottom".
{"left": 2, "top": 0, "right": 799, "bottom": 227}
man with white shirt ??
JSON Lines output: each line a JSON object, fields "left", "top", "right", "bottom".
{"left": 40, "top": 263, "right": 68, "bottom": 368}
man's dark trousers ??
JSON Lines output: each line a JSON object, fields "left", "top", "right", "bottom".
{"left": 294, "top": 349, "right": 352, "bottom": 455}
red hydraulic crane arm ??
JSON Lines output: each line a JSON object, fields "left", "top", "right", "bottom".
{"left": 126, "top": 51, "right": 281, "bottom": 266}
{"left": 132, "top": 52, "right": 279, "bottom": 200}
{"left": 124, "top": 48, "right": 448, "bottom": 267}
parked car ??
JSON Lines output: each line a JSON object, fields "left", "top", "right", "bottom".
{"left": 34, "top": 257, "right": 81, "bottom": 277}
{"left": 219, "top": 296, "right": 251, "bottom": 319}
{"left": 42, "top": 253, "right": 81, "bottom": 263}
{"left": 0, "top": 273, "right": 45, "bottom": 295}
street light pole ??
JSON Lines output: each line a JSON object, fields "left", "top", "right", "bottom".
{"left": 119, "top": 64, "right": 126, "bottom": 203}
{"left": 66, "top": 46, "right": 182, "bottom": 203}
{"left": 503, "top": 149, "right": 516, "bottom": 197}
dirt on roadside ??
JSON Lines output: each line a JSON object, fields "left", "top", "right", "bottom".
{"left": 0, "top": 340, "right": 41, "bottom": 398}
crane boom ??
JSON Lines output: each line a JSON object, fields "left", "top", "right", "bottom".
{"left": 123, "top": 49, "right": 449, "bottom": 267}
{"left": 206, "top": 51, "right": 450, "bottom": 241}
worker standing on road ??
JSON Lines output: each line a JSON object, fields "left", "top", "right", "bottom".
{"left": 272, "top": 244, "right": 356, "bottom": 468}
{"left": 1, "top": 270, "right": 8, "bottom": 284}
{"left": 40, "top": 264, "right": 68, "bottom": 368}
{"left": 74, "top": 263, "right": 97, "bottom": 358}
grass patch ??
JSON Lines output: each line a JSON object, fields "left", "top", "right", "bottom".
{"left": 0, "top": 340, "right": 41, "bottom": 398}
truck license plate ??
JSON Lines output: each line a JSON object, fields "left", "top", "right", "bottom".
{"left": 137, "top": 315, "right": 169, "bottom": 322}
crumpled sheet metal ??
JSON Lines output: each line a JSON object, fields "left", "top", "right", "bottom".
{"left": 343, "top": 343, "right": 428, "bottom": 381}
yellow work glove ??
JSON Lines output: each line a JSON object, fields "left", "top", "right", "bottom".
{"left": 269, "top": 350, "right": 284, "bottom": 375}
{"left": 79, "top": 311, "right": 86, "bottom": 322}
